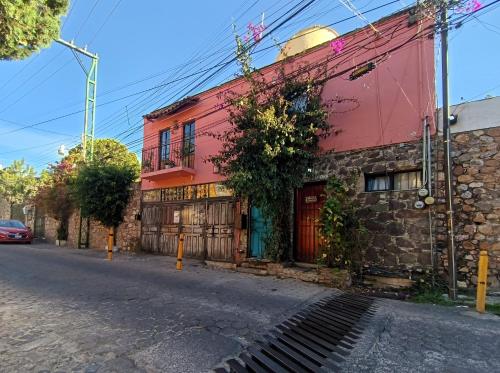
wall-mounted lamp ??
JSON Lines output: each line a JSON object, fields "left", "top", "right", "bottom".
{"left": 349, "top": 62, "right": 376, "bottom": 80}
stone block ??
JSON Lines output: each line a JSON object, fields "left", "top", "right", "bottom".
{"left": 454, "top": 133, "right": 470, "bottom": 144}
{"left": 486, "top": 127, "right": 500, "bottom": 137}
{"left": 454, "top": 166, "right": 465, "bottom": 176}
{"left": 479, "top": 135, "right": 494, "bottom": 143}
{"left": 462, "top": 241, "right": 475, "bottom": 251}
{"left": 463, "top": 225, "right": 476, "bottom": 234}
{"left": 398, "top": 252, "right": 418, "bottom": 264}
{"left": 478, "top": 224, "right": 493, "bottom": 235}
{"left": 457, "top": 174, "right": 473, "bottom": 183}
{"left": 485, "top": 159, "right": 499, "bottom": 167}
{"left": 479, "top": 241, "right": 491, "bottom": 250}
{"left": 386, "top": 222, "right": 405, "bottom": 236}
{"left": 460, "top": 191, "right": 472, "bottom": 199}
{"left": 473, "top": 213, "right": 486, "bottom": 223}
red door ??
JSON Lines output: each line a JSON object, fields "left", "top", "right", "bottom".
{"left": 295, "top": 183, "right": 326, "bottom": 263}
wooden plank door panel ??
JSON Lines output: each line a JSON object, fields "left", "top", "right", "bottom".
{"left": 295, "top": 183, "right": 326, "bottom": 263}
{"left": 181, "top": 202, "right": 206, "bottom": 259}
{"left": 159, "top": 204, "right": 181, "bottom": 256}
{"left": 206, "top": 200, "right": 234, "bottom": 261}
{"left": 141, "top": 204, "right": 162, "bottom": 253}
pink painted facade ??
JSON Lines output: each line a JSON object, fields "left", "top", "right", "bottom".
{"left": 141, "top": 10, "right": 435, "bottom": 191}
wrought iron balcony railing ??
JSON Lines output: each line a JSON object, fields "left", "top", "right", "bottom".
{"left": 141, "top": 140, "right": 195, "bottom": 173}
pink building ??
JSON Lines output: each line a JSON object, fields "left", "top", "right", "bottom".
{"left": 140, "top": 8, "right": 437, "bottom": 270}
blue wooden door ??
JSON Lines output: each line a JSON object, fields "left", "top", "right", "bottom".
{"left": 250, "top": 206, "right": 269, "bottom": 258}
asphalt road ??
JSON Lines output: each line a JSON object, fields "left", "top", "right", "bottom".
{"left": 0, "top": 243, "right": 330, "bottom": 372}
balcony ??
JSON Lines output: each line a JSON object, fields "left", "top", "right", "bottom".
{"left": 141, "top": 140, "right": 195, "bottom": 180}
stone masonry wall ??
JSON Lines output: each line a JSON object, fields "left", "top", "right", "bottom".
{"left": 314, "top": 140, "right": 437, "bottom": 272}
{"left": 44, "top": 183, "right": 141, "bottom": 252}
{"left": 0, "top": 197, "right": 10, "bottom": 219}
{"left": 449, "top": 127, "right": 500, "bottom": 289}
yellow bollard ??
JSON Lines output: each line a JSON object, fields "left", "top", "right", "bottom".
{"left": 107, "top": 227, "right": 113, "bottom": 261}
{"left": 176, "top": 233, "right": 184, "bottom": 270}
{"left": 476, "top": 250, "right": 488, "bottom": 313}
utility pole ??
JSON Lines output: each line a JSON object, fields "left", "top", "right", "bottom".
{"left": 440, "top": 1, "right": 457, "bottom": 300}
{"left": 56, "top": 39, "right": 98, "bottom": 161}
{"left": 56, "top": 39, "right": 99, "bottom": 248}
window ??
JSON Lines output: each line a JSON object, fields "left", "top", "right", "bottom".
{"left": 159, "top": 130, "right": 171, "bottom": 169}
{"left": 365, "top": 170, "right": 422, "bottom": 192}
{"left": 291, "top": 93, "right": 308, "bottom": 113}
{"left": 182, "top": 121, "right": 195, "bottom": 168}
{"left": 394, "top": 171, "right": 422, "bottom": 190}
{"left": 366, "top": 174, "right": 390, "bottom": 192}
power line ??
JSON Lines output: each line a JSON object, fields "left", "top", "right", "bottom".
{"left": 73, "top": 0, "right": 102, "bottom": 40}
{"left": 124, "top": 3, "right": 479, "bottom": 152}
{"left": 24, "top": 0, "right": 472, "bottom": 169}
{"left": 87, "top": 0, "right": 124, "bottom": 45}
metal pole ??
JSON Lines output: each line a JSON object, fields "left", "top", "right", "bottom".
{"left": 440, "top": 1, "right": 457, "bottom": 300}
{"left": 56, "top": 38, "right": 99, "bottom": 248}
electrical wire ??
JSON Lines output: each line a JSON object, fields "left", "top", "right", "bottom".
{"left": 22, "top": 0, "right": 488, "bottom": 168}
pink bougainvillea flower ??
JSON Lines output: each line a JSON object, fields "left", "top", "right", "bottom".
{"left": 455, "top": 0, "right": 482, "bottom": 13}
{"left": 330, "top": 38, "right": 345, "bottom": 55}
{"left": 247, "top": 22, "right": 266, "bottom": 43}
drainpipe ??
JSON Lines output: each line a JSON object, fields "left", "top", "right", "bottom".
{"left": 440, "top": 2, "right": 457, "bottom": 300}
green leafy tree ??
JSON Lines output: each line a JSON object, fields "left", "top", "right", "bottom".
{"left": 73, "top": 164, "right": 136, "bottom": 258}
{"left": 209, "top": 32, "right": 330, "bottom": 261}
{"left": 0, "top": 0, "right": 69, "bottom": 60}
{"left": 35, "top": 160, "right": 75, "bottom": 240}
{"left": 0, "top": 159, "right": 38, "bottom": 206}
{"left": 63, "top": 138, "right": 140, "bottom": 179}
{"left": 318, "top": 175, "right": 367, "bottom": 271}
{"left": 35, "top": 139, "right": 139, "bottom": 241}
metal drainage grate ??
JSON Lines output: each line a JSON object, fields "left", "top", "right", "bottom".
{"left": 214, "top": 292, "right": 376, "bottom": 372}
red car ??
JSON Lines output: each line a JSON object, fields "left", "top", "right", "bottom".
{"left": 0, "top": 219, "right": 33, "bottom": 244}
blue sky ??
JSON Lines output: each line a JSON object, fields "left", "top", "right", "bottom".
{"left": 0, "top": 0, "right": 499, "bottom": 172}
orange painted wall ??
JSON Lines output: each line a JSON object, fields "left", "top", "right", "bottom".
{"left": 142, "top": 11, "right": 435, "bottom": 191}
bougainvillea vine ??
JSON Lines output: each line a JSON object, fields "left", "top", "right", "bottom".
{"left": 455, "top": 0, "right": 483, "bottom": 13}
{"left": 330, "top": 38, "right": 346, "bottom": 55}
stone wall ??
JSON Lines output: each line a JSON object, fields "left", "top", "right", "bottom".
{"left": 44, "top": 183, "right": 141, "bottom": 252}
{"left": 0, "top": 197, "right": 10, "bottom": 219}
{"left": 313, "top": 140, "right": 437, "bottom": 272}
{"left": 448, "top": 127, "right": 500, "bottom": 288}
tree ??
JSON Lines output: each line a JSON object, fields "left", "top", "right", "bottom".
{"left": 0, "top": 159, "right": 38, "bottom": 213}
{"left": 35, "top": 160, "right": 75, "bottom": 241}
{"left": 34, "top": 138, "right": 139, "bottom": 243}
{"left": 209, "top": 33, "right": 330, "bottom": 261}
{"left": 63, "top": 138, "right": 141, "bottom": 178}
{"left": 73, "top": 164, "right": 136, "bottom": 260}
{"left": 0, "top": 0, "right": 69, "bottom": 60}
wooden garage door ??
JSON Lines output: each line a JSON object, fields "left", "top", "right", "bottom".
{"left": 140, "top": 199, "right": 235, "bottom": 261}
{"left": 159, "top": 203, "right": 182, "bottom": 256}
{"left": 141, "top": 204, "right": 162, "bottom": 253}
{"left": 294, "top": 183, "right": 326, "bottom": 263}
{"left": 182, "top": 202, "right": 206, "bottom": 259}
{"left": 206, "top": 200, "right": 234, "bottom": 261}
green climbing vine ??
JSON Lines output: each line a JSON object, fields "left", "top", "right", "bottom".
{"left": 318, "top": 175, "right": 367, "bottom": 271}
{"left": 209, "top": 27, "right": 331, "bottom": 261}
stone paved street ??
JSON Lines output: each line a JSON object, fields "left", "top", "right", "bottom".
{"left": 0, "top": 243, "right": 330, "bottom": 372}
{"left": 1, "top": 243, "right": 500, "bottom": 373}
{"left": 341, "top": 297, "right": 500, "bottom": 373}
